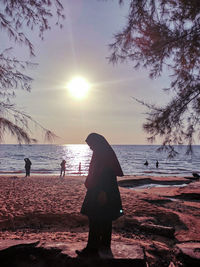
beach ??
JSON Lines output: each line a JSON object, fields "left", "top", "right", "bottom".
{"left": 0, "top": 174, "right": 200, "bottom": 265}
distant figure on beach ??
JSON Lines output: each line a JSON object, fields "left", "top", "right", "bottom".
{"left": 156, "top": 160, "right": 159, "bottom": 168}
{"left": 24, "top": 158, "right": 32, "bottom": 177}
{"left": 144, "top": 160, "right": 149, "bottom": 166}
{"left": 76, "top": 133, "right": 124, "bottom": 258}
{"left": 60, "top": 160, "right": 66, "bottom": 177}
{"left": 78, "top": 162, "right": 81, "bottom": 174}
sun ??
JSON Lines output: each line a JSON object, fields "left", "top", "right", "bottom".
{"left": 67, "top": 77, "right": 90, "bottom": 99}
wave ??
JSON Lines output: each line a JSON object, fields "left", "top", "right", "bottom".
{"left": 30, "top": 156, "right": 56, "bottom": 160}
{"left": 0, "top": 171, "right": 23, "bottom": 174}
{"left": 33, "top": 168, "right": 54, "bottom": 172}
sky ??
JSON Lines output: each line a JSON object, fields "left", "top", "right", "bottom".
{"left": 2, "top": 0, "right": 171, "bottom": 145}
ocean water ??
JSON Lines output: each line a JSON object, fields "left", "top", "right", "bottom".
{"left": 0, "top": 144, "right": 200, "bottom": 176}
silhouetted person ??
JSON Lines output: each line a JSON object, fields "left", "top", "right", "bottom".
{"left": 24, "top": 158, "right": 32, "bottom": 177}
{"left": 156, "top": 160, "right": 159, "bottom": 168}
{"left": 60, "top": 160, "right": 66, "bottom": 177}
{"left": 144, "top": 160, "right": 148, "bottom": 166}
{"left": 76, "top": 133, "right": 124, "bottom": 258}
{"left": 79, "top": 162, "right": 81, "bottom": 174}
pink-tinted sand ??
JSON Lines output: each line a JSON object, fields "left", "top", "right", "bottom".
{"left": 0, "top": 174, "right": 200, "bottom": 262}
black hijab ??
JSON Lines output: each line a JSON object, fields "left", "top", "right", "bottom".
{"left": 85, "top": 133, "right": 123, "bottom": 188}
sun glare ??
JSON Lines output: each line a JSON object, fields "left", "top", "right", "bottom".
{"left": 67, "top": 77, "right": 90, "bottom": 99}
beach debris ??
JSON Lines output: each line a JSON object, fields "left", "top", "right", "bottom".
{"left": 140, "top": 223, "right": 175, "bottom": 238}
{"left": 192, "top": 172, "right": 200, "bottom": 179}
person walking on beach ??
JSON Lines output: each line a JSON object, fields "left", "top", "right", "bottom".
{"left": 144, "top": 160, "right": 149, "bottom": 166}
{"left": 24, "top": 158, "right": 32, "bottom": 177}
{"left": 76, "top": 133, "right": 124, "bottom": 258}
{"left": 60, "top": 160, "right": 66, "bottom": 177}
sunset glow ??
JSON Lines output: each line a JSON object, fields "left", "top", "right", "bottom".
{"left": 3, "top": 0, "right": 160, "bottom": 145}
{"left": 67, "top": 77, "right": 90, "bottom": 99}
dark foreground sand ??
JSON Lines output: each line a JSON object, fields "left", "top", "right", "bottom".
{"left": 0, "top": 174, "right": 200, "bottom": 266}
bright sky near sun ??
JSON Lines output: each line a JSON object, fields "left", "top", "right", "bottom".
{"left": 67, "top": 77, "right": 90, "bottom": 99}
{"left": 3, "top": 0, "right": 171, "bottom": 144}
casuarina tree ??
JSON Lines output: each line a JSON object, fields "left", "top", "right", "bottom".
{"left": 0, "top": 0, "right": 64, "bottom": 143}
{"left": 109, "top": 0, "right": 200, "bottom": 156}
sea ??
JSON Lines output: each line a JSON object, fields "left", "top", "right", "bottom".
{"left": 0, "top": 144, "right": 200, "bottom": 177}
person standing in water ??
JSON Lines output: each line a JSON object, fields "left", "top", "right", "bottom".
{"left": 24, "top": 158, "right": 32, "bottom": 177}
{"left": 156, "top": 160, "right": 159, "bottom": 168}
{"left": 78, "top": 162, "right": 82, "bottom": 174}
{"left": 76, "top": 133, "right": 124, "bottom": 258}
{"left": 60, "top": 160, "right": 66, "bottom": 177}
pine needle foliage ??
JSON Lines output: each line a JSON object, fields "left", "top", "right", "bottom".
{"left": 0, "top": 0, "right": 64, "bottom": 143}
{"left": 109, "top": 0, "right": 200, "bottom": 155}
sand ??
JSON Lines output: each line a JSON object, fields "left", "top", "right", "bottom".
{"left": 0, "top": 174, "right": 200, "bottom": 265}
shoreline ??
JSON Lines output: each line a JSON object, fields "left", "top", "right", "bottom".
{"left": 0, "top": 172, "right": 196, "bottom": 177}
{"left": 0, "top": 173, "right": 198, "bottom": 190}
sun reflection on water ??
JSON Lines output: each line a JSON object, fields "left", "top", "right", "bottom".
{"left": 61, "top": 144, "right": 92, "bottom": 175}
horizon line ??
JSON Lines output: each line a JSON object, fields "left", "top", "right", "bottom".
{"left": 1, "top": 143, "right": 200, "bottom": 146}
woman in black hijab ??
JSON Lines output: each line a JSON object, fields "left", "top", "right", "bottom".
{"left": 76, "top": 133, "right": 124, "bottom": 257}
